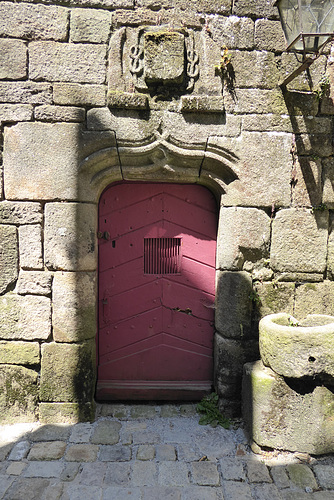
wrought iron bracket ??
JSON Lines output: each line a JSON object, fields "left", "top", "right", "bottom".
{"left": 280, "top": 34, "right": 334, "bottom": 88}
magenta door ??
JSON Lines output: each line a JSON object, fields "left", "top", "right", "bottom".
{"left": 97, "top": 183, "right": 217, "bottom": 400}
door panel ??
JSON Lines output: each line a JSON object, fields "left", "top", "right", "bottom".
{"left": 97, "top": 183, "right": 217, "bottom": 400}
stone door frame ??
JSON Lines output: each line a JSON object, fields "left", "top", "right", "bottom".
{"left": 80, "top": 134, "right": 252, "bottom": 417}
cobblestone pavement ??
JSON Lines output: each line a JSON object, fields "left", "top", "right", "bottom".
{"left": 0, "top": 404, "right": 333, "bottom": 500}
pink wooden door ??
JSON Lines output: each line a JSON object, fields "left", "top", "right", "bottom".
{"left": 97, "top": 183, "right": 217, "bottom": 400}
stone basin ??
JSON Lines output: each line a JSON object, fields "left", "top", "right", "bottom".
{"left": 259, "top": 313, "right": 334, "bottom": 380}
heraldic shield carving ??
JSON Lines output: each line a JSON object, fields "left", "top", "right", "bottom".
{"left": 129, "top": 27, "right": 199, "bottom": 92}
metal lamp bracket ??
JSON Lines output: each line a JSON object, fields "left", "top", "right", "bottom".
{"left": 280, "top": 33, "right": 334, "bottom": 88}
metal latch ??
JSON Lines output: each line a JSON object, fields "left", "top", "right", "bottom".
{"left": 97, "top": 231, "right": 110, "bottom": 241}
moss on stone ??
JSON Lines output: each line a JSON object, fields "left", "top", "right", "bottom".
{"left": 39, "top": 402, "right": 96, "bottom": 424}
{"left": 0, "top": 365, "right": 38, "bottom": 423}
{"left": 40, "top": 341, "right": 96, "bottom": 404}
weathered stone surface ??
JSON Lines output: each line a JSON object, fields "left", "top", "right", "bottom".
{"left": 18, "top": 225, "right": 43, "bottom": 270}
{"left": 28, "top": 426, "right": 70, "bottom": 443}
{"left": 44, "top": 0, "right": 133, "bottom": 5}
{"left": 113, "top": 7, "right": 202, "bottom": 28}
{"left": 136, "top": 444, "right": 155, "bottom": 460}
{"left": 88, "top": 107, "right": 238, "bottom": 146}
{"left": 214, "top": 334, "right": 259, "bottom": 397}
{"left": 113, "top": 8, "right": 163, "bottom": 27}
{"left": 215, "top": 271, "right": 253, "bottom": 339}
{"left": 0, "top": 202, "right": 42, "bottom": 225}
{"left": 0, "top": 39, "right": 27, "bottom": 80}
{"left": 286, "top": 464, "right": 318, "bottom": 490}
{"left": 0, "top": 341, "right": 39, "bottom": 365}
{"left": 246, "top": 461, "right": 271, "bottom": 483}
{"left": 217, "top": 207, "right": 270, "bottom": 270}
{"left": 295, "top": 281, "right": 334, "bottom": 318}
{"left": 295, "top": 133, "right": 332, "bottom": 157}
{"left": 0, "top": 104, "right": 33, "bottom": 123}
{"left": 314, "top": 465, "right": 334, "bottom": 489}
{"left": 233, "top": 0, "right": 278, "bottom": 18}
{"left": 144, "top": 31, "right": 184, "bottom": 84}
{"left": 242, "top": 361, "right": 334, "bottom": 454}
{"left": 29, "top": 42, "right": 107, "bottom": 84}
{"left": 322, "top": 157, "right": 334, "bottom": 208}
{"left": 0, "top": 82, "right": 52, "bottom": 104}
{"left": 108, "top": 92, "right": 148, "bottom": 110}
{"left": 291, "top": 157, "right": 322, "bottom": 208}
{"left": 210, "top": 133, "right": 292, "bottom": 207}
{"left": 281, "top": 53, "right": 327, "bottom": 92}
{"left": 0, "top": 225, "right": 18, "bottom": 294}
{"left": 53, "top": 83, "right": 106, "bottom": 106}
{"left": 39, "top": 402, "right": 95, "bottom": 423}
{"left": 180, "top": 96, "right": 224, "bottom": 113}
{"left": 65, "top": 444, "right": 99, "bottom": 461}
{"left": 284, "top": 90, "right": 320, "bottom": 117}
{"left": 270, "top": 209, "right": 328, "bottom": 273}
{"left": 4, "top": 478, "right": 52, "bottom": 500}
{"left": 70, "top": 8, "right": 111, "bottom": 44}
{"left": 161, "top": 111, "right": 241, "bottom": 143}
{"left": 44, "top": 203, "right": 97, "bottom": 272}
{"left": 328, "top": 216, "right": 334, "bottom": 278}
{"left": 8, "top": 441, "right": 30, "bottom": 461}
{"left": 91, "top": 420, "right": 121, "bottom": 444}
{"left": 4, "top": 123, "right": 82, "bottom": 201}
{"left": 275, "top": 272, "right": 323, "bottom": 282}
{"left": 34, "top": 105, "right": 85, "bottom": 122}
{"left": 16, "top": 271, "right": 52, "bottom": 296}
{"left": 146, "top": 0, "right": 231, "bottom": 13}
{"left": 28, "top": 441, "right": 66, "bottom": 461}
{"left": 242, "top": 114, "right": 331, "bottom": 134}
{"left": 40, "top": 341, "right": 96, "bottom": 403}
{"left": 52, "top": 272, "right": 96, "bottom": 342}
{"left": 226, "top": 88, "right": 318, "bottom": 116}
{"left": 0, "top": 293, "right": 51, "bottom": 340}
{"left": 190, "top": 462, "right": 220, "bottom": 486}
{"left": 320, "top": 62, "right": 334, "bottom": 115}
{"left": 254, "top": 20, "right": 286, "bottom": 52}
{"left": 253, "top": 282, "right": 295, "bottom": 318}
{"left": 0, "top": 365, "right": 38, "bottom": 423}
{"left": 259, "top": 312, "right": 334, "bottom": 379}
{"left": 209, "top": 16, "right": 254, "bottom": 50}
{"left": 0, "top": 2, "right": 68, "bottom": 41}
{"left": 230, "top": 51, "right": 279, "bottom": 89}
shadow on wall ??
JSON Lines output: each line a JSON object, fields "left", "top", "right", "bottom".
{"left": 214, "top": 270, "right": 260, "bottom": 418}
{"left": 281, "top": 83, "right": 333, "bottom": 217}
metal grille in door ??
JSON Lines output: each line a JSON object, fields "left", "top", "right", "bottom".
{"left": 144, "top": 238, "right": 181, "bottom": 274}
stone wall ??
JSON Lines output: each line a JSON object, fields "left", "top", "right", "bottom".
{"left": 0, "top": 0, "right": 333, "bottom": 423}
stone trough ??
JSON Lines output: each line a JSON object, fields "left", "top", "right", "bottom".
{"left": 242, "top": 313, "right": 334, "bottom": 455}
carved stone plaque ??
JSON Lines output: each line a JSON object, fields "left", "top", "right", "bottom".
{"left": 144, "top": 31, "right": 185, "bottom": 84}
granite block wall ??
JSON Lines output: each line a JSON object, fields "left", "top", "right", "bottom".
{"left": 0, "top": 0, "right": 333, "bottom": 422}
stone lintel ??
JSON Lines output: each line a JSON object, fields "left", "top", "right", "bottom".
{"left": 180, "top": 95, "right": 225, "bottom": 113}
{"left": 107, "top": 91, "right": 148, "bottom": 110}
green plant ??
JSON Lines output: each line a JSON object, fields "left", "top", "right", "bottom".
{"left": 196, "top": 393, "right": 231, "bottom": 429}
{"left": 214, "top": 46, "right": 232, "bottom": 73}
{"left": 311, "top": 203, "right": 327, "bottom": 213}
{"left": 313, "top": 74, "right": 330, "bottom": 100}
{"left": 249, "top": 290, "right": 261, "bottom": 305}
{"left": 288, "top": 316, "right": 299, "bottom": 327}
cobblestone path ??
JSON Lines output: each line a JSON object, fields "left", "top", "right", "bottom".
{"left": 0, "top": 404, "right": 333, "bottom": 499}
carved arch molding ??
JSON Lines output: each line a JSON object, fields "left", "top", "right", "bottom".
{"left": 80, "top": 133, "right": 239, "bottom": 202}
